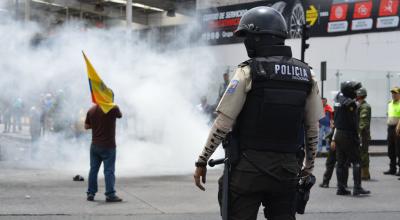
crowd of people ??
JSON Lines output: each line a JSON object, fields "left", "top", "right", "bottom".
{"left": 0, "top": 69, "right": 230, "bottom": 144}
{"left": 0, "top": 97, "right": 24, "bottom": 133}
{"left": 0, "top": 90, "right": 88, "bottom": 143}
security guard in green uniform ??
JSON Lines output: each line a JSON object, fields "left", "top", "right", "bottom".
{"left": 356, "top": 88, "right": 371, "bottom": 180}
{"left": 193, "top": 6, "right": 323, "bottom": 220}
{"left": 384, "top": 87, "right": 400, "bottom": 175}
{"left": 332, "top": 81, "right": 370, "bottom": 196}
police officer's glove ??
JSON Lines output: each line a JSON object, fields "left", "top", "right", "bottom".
{"left": 194, "top": 162, "right": 207, "bottom": 191}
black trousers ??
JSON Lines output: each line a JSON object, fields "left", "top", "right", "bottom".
{"left": 335, "top": 131, "right": 361, "bottom": 190}
{"left": 387, "top": 125, "right": 400, "bottom": 170}
{"left": 322, "top": 148, "right": 349, "bottom": 186}
{"left": 218, "top": 154, "right": 299, "bottom": 220}
{"left": 322, "top": 149, "right": 336, "bottom": 184}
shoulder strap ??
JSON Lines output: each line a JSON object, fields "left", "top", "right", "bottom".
{"left": 238, "top": 59, "right": 252, "bottom": 68}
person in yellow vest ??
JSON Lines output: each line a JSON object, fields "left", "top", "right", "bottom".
{"left": 385, "top": 87, "right": 400, "bottom": 175}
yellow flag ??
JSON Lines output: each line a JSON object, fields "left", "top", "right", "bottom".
{"left": 82, "top": 51, "right": 115, "bottom": 114}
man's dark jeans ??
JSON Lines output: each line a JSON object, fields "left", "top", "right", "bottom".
{"left": 87, "top": 144, "right": 116, "bottom": 197}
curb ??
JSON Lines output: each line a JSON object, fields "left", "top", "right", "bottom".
{"left": 316, "top": 151, "right": 387, "bottom": 158}
{"left": 0, "top": 134, "right": 31, "bottom": 143}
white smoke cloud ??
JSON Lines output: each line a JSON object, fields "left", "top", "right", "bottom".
{"left": 0, "top": 17, "right": 224, "bottom": 176}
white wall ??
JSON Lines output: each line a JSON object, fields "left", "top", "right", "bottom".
{"left": 305, "top": 31, "right": 400, "bottom": 72}
{"left": 207, "top": 31, "right": 400, "bottom": 71}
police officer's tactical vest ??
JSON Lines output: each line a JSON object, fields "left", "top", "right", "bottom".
{"left": 236, "top": 56, "right": 313, "bottom": 153}
{"left": 333, "top": 94, "right": 358, "bottom": 133}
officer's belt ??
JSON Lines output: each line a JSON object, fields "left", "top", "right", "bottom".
{"left": 242, "top": 153, "right": 299, "bottom": 182}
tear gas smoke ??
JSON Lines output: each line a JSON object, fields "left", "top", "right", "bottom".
{"left": 0, "top": 13, "right": 224, "bottom": 176}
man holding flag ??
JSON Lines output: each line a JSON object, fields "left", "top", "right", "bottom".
{"left": 83, "top": 52, "right": 123, "bottom": 202}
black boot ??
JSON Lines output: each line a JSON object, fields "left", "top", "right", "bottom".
{"left": 337, "top": 188, "right": 351, "bottom": 195}
{"left": 383, "top": 166, "right": 396, "bottom": 175}
{"left": 353, "top": 164, "right": 371, "bottom": 196}
{"left": 343, "top": 164, "right": 349, "bottom": 188}
{"left": 353, "top": 187, "right": 371, "bottom": 196}
{"left": 336, "top": 165, "right": 351, "bottom": 196}
{"left": 319, "top": 181, "right": 329, "bottom": 188}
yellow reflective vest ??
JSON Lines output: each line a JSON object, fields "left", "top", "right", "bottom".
{"left": 388, "top": 101, "right": 400, "bottom": 118}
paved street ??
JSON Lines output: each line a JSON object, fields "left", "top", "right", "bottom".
{"left": 0, "top": 135, "right": 400, "bottom": 220}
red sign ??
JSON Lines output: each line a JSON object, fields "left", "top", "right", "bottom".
{"left": 353, "top": 1, "right": 373, "bottom": 19}
{"left": 330, "top": 4, "right": 349, "bottom": 21}
{"left": 208, "top": 18, "right": 241, "bottom": 28}
{"left": 379, "top": 0, "right": 399, "bottom": 16}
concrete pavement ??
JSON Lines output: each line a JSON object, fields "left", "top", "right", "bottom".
{"left": 0, "top": 129, "right": 400, "bottom": 219}
{"left": 1, "top": 156, "right": 400, "bottom": 219}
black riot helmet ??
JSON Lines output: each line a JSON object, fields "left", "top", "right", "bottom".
{"left": 340, "top": 81, "right": 362, "bottom": 99}
{"left": 234, "top": 6, "right": 288, "bottom": 38}
{"left": 234, "top": 6, "right": 288, "bottom": 58}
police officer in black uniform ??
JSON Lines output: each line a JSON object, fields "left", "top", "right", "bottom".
{"left": 332, "top": 81, "right": 371, "bottom": 196}
{"left": 194, "top": 7, "right": 323, "bottom": 220}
